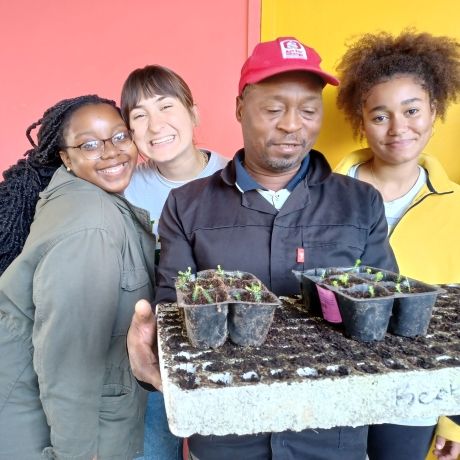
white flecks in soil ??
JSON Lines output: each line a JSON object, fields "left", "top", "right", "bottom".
{"left": 435, "top": 355, "right": 453, "bottom": 361}
{"left": 208, "top": 372, "right": 233, "bottom": 385}
{"left": 242, "top": 371, "right": 259, "bottom": 380}
{"left": 297, "top": 367, "right": 319, "bottom": 377}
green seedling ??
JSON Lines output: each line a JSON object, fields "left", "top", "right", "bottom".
{"left": 192, "top": 284, "right": 214, "bottom": 304}
{"left": 374, "top": 271, "right": 384, "bottom": 282}
{"left": 366, "top": 268, "right": 372, "bottom": 274}
{"left": 354, "top": 259, "right": 362, "bottom": 268}
{"left": 368, "top": 285, "right": 375, "bottom": 298}
{"left": 177, "top": 266, "right": 193, "bottom": 289}
{"left": 216, "top": 265, "right": 225, "bottom": 277}
{"left": 245, "top": 282, "right": 263, "bottom": 302}
{"left": 338, "top": 273, "right": 349, "bottom": 286}
{"left": 395, "top": 275, "right": 411, "bottom": 292}
{"left": 332, "top": 280, "right": 339, "bottom": 287}
{"left": 402, "top": 277, "right": 411, "bottom": 292}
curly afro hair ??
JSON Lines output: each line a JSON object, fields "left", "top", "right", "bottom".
{"left": 336, "top": 30, "right": 460, "bottom": 137}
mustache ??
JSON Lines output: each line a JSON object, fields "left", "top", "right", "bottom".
{"left": 267, "top": 138, "right": 307, "bottom": 148}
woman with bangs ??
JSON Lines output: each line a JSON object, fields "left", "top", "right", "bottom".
{"left": 120, "top": 65, "right": 228, "bottom": 460}
{"left": 121, "top": 65, "right": 228, "bottom": 248}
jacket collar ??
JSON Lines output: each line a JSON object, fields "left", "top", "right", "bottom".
{"left": 417, "top": 154, "right": 456, "bottom": 194}
{"left": 335, "top": 148, "right": 456, "bottom": 195}
{"left": 38, "top": 166, "right": 152, "bottom": 233}
{"left": 221, "top": 148, "right": 332, "bottom": 189}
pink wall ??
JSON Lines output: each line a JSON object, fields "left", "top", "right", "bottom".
{"left": 0, "top": 0, "right": 260, "bottom": 174}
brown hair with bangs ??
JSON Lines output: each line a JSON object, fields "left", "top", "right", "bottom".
{"left": 120, "top": 65, "right": 195, "bottom": 126}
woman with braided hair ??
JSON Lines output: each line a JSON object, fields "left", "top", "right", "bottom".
{"left": 335, "top": 31, "right": 460, "bottom": 460}
{"left": 0, "top": 95, "right": 155, "bottom": 459}
{"left": 0, "top": 103, "right": 66, "bottom": 274}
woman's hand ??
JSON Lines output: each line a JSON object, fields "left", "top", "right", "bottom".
{"left": 433, "top": 435, "right": 460, "bottom": 460}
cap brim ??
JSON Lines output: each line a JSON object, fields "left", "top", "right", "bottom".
{"left": 240, "top": 65, "right": 339, "bottom": 94}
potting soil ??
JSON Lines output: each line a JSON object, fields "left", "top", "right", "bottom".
{"left": 158, "top": 285, "right": 460, "bottom": 391}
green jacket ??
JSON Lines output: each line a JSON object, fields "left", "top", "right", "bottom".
{"left": 335, "top": 148, "right": 460, "bottom": 284}
{"left": 0, "top": 167, "right": 156, "bottom": 459}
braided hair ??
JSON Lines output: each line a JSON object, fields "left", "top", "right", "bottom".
{"left": 336, "top": 30, "right": 460, "bottom": 138}
{"left": 0, "top": 95, "right": 117, "bottom": 275}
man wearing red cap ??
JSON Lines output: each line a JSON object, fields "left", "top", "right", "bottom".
{"left": 128, "top": 37, "right": 397, "bottom": 459}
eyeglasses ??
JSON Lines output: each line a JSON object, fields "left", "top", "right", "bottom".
{"left": 62, "top": 130, "right": 134, "bottom": 160}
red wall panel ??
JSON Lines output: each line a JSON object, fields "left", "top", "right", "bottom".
{"left": 0, "top": 0, "right": 258, "bottom": 173}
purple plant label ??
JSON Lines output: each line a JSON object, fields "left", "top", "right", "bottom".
{"left": 316, "top": 285, "right": 342, "bottom": 323}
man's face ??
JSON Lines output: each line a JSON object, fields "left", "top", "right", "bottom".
{"left": 236, "top": 71, "right": 323, "bottom": 174}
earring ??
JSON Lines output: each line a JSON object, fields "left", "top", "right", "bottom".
{"left": 66, "top": 166, "right": 71, "bottom": 172}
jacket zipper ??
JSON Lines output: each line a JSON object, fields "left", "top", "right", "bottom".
{"left": 388, "top": 176, "right": 453, "bottom": 238}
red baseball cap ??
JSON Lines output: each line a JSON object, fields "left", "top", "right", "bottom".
{"left": 239, "top": 37, "right": 339, "bottom": 95}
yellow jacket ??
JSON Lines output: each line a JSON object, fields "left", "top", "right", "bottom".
{"left": 335, "top": 148, "right": 460, "bottom": 284}
{"left": 335, "top": 148, "right": 460, "bottom": 451}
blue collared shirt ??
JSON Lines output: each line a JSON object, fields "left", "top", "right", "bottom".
{"left": 234, "top": 150, "right": 310, "bottom": 192}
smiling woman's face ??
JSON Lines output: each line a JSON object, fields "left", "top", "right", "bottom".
{"left": 59, "top": 103, "right": 138, "bottom": 193}
{"left": 361, "top": 75, "right": 436, "bottom": 166}
{"left": 128, "top": 94, "right": 197, "bottom": 165}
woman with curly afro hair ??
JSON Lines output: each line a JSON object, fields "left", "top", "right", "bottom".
{"left": 335, "top": 30, "right": 460, "bottom": 460}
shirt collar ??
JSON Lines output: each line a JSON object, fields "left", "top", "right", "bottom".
{"left": 286, "top": 154, "right": 310, "bottom": 191}
{"left": 235, "top": 150, "right": 310, "bottom": 192}
{"left": 234, "top": 151, "right": 263, "bottom": 191}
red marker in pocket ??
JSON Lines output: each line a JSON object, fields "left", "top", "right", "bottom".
{"left": 296, "top": 248, "right": 304, "bottom": 263}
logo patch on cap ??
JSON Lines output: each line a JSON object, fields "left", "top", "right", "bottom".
{"left": 279, "top": 39, "right": 307, "bottom": 60}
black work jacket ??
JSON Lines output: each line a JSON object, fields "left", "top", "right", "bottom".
{"left": 154, "top": 149, "right": 397, "bottom": 458}
{"left": 156, "top": 149, "right": 397, "bottom": 304}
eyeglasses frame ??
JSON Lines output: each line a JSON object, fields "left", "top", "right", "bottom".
{"left": 62, "top": 131, "right": 133, "bottom": 160}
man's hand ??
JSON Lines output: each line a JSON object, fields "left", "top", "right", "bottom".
{"left": 433, "top": 435, "right": 460, "bottom": 460}
{"left": 127, "top": 299, "right": 162, "bottom": 392}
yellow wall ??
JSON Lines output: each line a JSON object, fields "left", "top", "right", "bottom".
{"left": 261, "top": 0, "right": 460, "bottom": 183}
